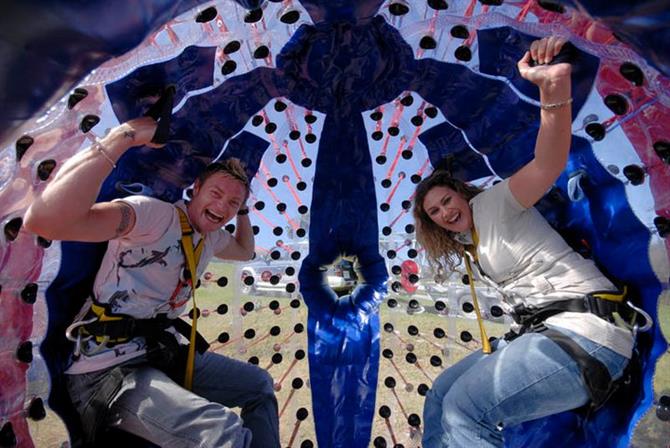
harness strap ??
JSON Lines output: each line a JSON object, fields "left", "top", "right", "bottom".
{"left": 81, "top": 310, "right": 209, "bottom": 354}
{"left": 173, "top": 318, "right": 210, "bottom": 354}
{"left": 464, "top": 254, "right": 492, "bottom": 354}
{"left": 79, "top": 366, "right": 126, "bottom": 444}
{"left": 511, "top": 300, "right": 601, "bottom": 331}
{"left": 463, "top": 227, "right": 492, "bottom": 354}
{"left": 463, "top": 225, "right": 629, "bottom": 409}
{"left": 176, "top": 207, "right": 204, "bottom": 391}
{"left": 144, "top": 84, "right": 176, "bottom": 145}
{"left": 536, "top": 327, "right": 614, "bottom": 409}
{"left": 82, "top": 309, "right": 171, "bottom": 342}
{"left": 505, "top": 288, "right": 630, "bottom": 411}
{"left": 590, "top": 288, "right": 627, "bottom": 303}
{"left": 509, "top": 286, "right": 630, "bottom": 332}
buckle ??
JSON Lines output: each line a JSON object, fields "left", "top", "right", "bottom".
{"left": 510, "top": 303, "right": 536, "bottom": 324}
{"left": 584, "top": 294, "right": 617, "bottom": 318}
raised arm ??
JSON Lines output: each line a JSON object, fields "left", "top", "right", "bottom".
{"left": 216, "top": 206, "right": 255, "bottom": 261}
{"left": 509, "top": 36, "right": 573, "bottom": 209}
{"left": 24, "top": 117, "right": 159, "bottom": 242}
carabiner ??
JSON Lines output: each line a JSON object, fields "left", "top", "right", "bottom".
{"left": 625, "top": 300, "right": 653, "bottom": 336}
{"left": 65, "top": 316, "right": 97, "bottom": 342}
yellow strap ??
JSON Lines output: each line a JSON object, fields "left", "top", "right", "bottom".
{"left": 591, "top": 286, "right": 627, "bottom": 303}
{"left": 471, "top": 227, "right": 479, "bottom": 260}
{"left": 464, "top": 255, "right": 492, "bottom": 354}
{"left": 464, "top": 226, "right": 491, "bottom": 354}
{"left": 90, "top": 302, "right": 123, "bottom": 322}
{"left": 178, "top": 208, "right": 205, "bottom": 267}
{"left": 177, "top": 207, "right": 204, "bottom": 390}
{"left": 87, "top": 302, "right": 126, "bottom": 345}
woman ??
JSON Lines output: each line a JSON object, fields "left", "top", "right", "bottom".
{"left": 413, "top": 37, "right": 634, "bottom": 448}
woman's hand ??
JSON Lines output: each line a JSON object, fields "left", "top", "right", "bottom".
{"left": 508, "top": 36, "right": 573, "bottom": 209}
{"left": 517, "top": 36, "right": 572, "bottom": 90}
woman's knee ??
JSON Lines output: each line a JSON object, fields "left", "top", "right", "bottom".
{"left": 425, "top": 383, "right": 444, "bottom": 409}
{"left": 430, "top": 363, "right": 469, "bottom": 399}
{"left": 441, "top": 382, "right": 484, "bottom": 427}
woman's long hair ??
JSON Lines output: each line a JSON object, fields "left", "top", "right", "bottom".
{"left": 412, "top": 170, "right": 482, "bottom": 276}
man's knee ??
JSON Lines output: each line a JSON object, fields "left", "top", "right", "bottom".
{"left": 245, "top": 367, "right": 276, "bottom": 403}
{"left": 254, "top": 368, "right": 275, "bottom": 394}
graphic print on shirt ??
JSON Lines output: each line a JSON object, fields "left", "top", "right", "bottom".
{"left": 115, "top": 243, "right": 180, "bottom": 284}
{"left": 107, "top": 290, "right": 131, "bottom": 314}
{"left": 119, "top": 246, "right": 173, "bottom": 269}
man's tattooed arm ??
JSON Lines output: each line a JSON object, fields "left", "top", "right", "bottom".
{"left": 115, "top": 203, "right": 134, "bottom": 237}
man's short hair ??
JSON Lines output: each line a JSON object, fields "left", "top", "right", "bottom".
{"left": 197, "top": 158, "right": 251, "bottom": 198}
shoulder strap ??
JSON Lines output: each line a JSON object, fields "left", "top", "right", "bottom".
{"left": 177, "top": 207, "right": 205, "bottom": 270}
{"left": 463, "top": 225, "right": 492, "bottom": 354}
{"left": 468, "top": 226, "right": 480, "bottom": 261}
{"left": 175, "top": 207, "right": 204, "bottom": 390}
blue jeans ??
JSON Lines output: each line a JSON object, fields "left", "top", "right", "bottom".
{"left": 67, "top": 351, "right": 280, "bottom": 448}
{"left": 422, "top": 327, "right": 629, "bottom": 448}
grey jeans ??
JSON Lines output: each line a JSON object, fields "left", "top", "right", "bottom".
{"left": 67, "top": 351, "right": 280, "bottom": 448}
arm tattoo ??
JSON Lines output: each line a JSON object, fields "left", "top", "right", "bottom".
{"left": 115, "top": 203, "right": 133, "bottom": 237}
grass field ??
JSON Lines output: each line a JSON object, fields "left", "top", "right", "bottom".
{"left": 28, "top": 263, "right": 670, "bottom": 447}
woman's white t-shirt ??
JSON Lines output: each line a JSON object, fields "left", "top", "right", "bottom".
{"left": 465, "top": 179, "right": 633, "bottom": 358}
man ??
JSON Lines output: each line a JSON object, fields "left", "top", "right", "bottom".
{"left": 25, "top": 117, "right": 280, "bottom": 448}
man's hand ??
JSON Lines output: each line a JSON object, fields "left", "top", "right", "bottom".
{"left": 108, "top": 117, "right": 164, "bottom": 150}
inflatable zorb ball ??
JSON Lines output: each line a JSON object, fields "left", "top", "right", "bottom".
{"left": 0, "top": 1, "right": 669, "bottom": 447}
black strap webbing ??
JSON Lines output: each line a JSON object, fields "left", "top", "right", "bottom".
{"left": 82, "top": 315, "right": 209, "bottom": 354}
{"left": 539, "top": 328, "right": 613, "bottom": 408}
{"left": 172, "top": 318, "right": 210, "bottom": 354}
{"left": 79, "top": 367, "right": 125, "bottom": 444}
{"left": 144, "top": 84, "right": 176, "bottom": 144}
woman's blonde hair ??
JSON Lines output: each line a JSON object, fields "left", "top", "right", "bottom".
{"left": 412, "top": 170, "right": 482, "bottom": 275}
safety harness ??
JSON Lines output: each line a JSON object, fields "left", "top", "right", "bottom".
{"left": 71, "top": 206, "right": 209, "bottom": 390}
{"left": 505, "top": 290, "right": 628, "bottom": 409}
{"left": 463, "top": 227, "right": 648, "bottom": 410}
{"left": 175, "top": 207, "right": 205, "bottom": 390}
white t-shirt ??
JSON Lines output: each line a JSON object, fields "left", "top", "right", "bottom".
{"left": 66, "top": 196, "right": 231, "bottom": 374}
{"left": 466, "top": 179, "right": 633, "bottom": 358}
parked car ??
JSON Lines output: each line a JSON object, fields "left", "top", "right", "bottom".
{"left": 326, "top": 258, "right": 358, "bottom": 297}
{"left": 241, "top": 261, "right": 296, "bottom": 296}
{"left": 239, "top": 257, "right": 358, "bottom": 297}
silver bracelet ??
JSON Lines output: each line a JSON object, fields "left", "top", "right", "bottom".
{"left": 540, "top": 97, "right": 573, "bottom": 110}
{"left": 94, "top": 140, "right": 117, "bottom": 169}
